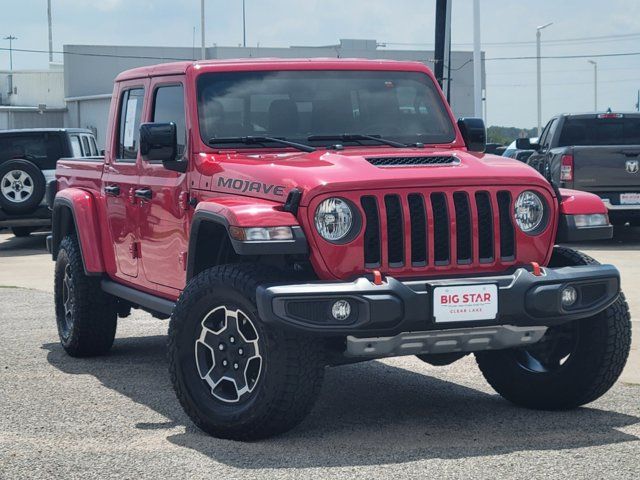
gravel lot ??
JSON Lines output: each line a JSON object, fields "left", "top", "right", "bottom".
{"left": 0, "top": 230, "right": 639, "bottom": 479}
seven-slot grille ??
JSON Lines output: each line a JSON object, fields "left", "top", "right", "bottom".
{"left": 360, "top": 190, "right": 516, "bottom": 270}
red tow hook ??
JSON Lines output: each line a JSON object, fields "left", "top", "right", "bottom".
{"left": 372, "top": 270, "right": 384, "bottom": 285}
{"left": 530, "top": 262, "right": 542, "bottom": 276}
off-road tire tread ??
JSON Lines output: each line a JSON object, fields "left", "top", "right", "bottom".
{"left": 476, "top": 246, "right": 631, "bottom": 409}
{"left": 168, "top": 263, "right": 325, "bottom": 440}
{"left": 54, "top": 235, "right": 117, "bottom": 357}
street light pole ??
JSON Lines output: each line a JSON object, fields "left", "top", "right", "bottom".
{"left": 3, "top": 35, "right": 17, "bottom": 71}
{"left": 200, "top": 0, "right": 206, "bottom": 60}
{"left": 588, "top": 60, "right": 598, "bottom": 112}
{"left": 242, "top": 0, "right": 246, "bottom": 48}
{"left": 536, "top": 22, "right": 553, "bottom": 136}
{"left": 472, "top": 0, "right": 482, "bottom": 118}
{"left": 47, "top": 0, "right": 53, "bottom": 63}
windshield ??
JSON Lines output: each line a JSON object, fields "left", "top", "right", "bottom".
{"left": 197, "top": 70, "right": 455, "bottom": 147}
{"left": 558, "top": 117, "right": 640, "bottom": 147}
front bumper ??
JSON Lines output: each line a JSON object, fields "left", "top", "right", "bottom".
{"left": 256, "top": 264, "right": 620, "bottom": 339}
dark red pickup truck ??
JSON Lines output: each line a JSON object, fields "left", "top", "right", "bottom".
{"left": 48, "top": 58, "right": 631, "bottom": 440}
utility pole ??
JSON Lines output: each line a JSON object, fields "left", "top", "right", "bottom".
{"left": 4, "top": 35, "right": 17, "bottom": 71}
{"left": 242, "top": 0, "right": 246, "bottom": 48}
{"left": 47, "top": 0, "right": 53, "bottom": 63}
{"left": 434, "top": 0, "right": 451, "bottom": 101}
{"left": 588, "top": 60, "right": 597, "bottom": 112}
{"left": 536, "top": 22, "right": 553, "bottom": 136}
{"left": 200, "top": 0, "right": 206, "bottom": 60}
{"left": 472, "top": 0, "right": 482, "bottom": 118}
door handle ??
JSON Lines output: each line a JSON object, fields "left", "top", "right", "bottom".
{"left": 105, "top": 185, "right": 120, "bottom": 196}
{"left": 134, "top": 187, "right": 152, "bottom": 201}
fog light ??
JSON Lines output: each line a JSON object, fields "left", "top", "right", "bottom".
{"left": 331, "top": 300, "right": 351, "bottom": 321}
{"left": 561, "top": 286, "right": 578, "bottom": 307}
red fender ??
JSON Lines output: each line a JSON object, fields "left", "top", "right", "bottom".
{"left": 558, "top": 188, "right": 607, "bottom": 215}
{"left": 52, "top": 188, "right": 105, "bottom": 274}
{"left": 193, "top": 196, "right": 299, "bottom": 227}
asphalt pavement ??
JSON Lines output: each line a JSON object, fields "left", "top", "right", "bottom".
{"left": 0, "top": 229, "right": 639, "bottom": 479}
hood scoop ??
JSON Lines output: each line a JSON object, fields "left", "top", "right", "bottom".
{"left": 365, "top": 155, "right": 459, "bottom": 167}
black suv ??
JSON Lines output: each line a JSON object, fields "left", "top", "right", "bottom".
{"left": 0, "top": 128, "right": 99, "bottom": 237}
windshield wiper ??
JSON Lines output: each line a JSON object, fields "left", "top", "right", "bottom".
{"left": 208, "top": 136, "right": 316, "bottom": 153}
{"left": 307, "top": 133, "right": 409, "bottom": 148}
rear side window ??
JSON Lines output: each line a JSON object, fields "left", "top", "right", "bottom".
{"left": 558, "top": 117, "right": 640, "bottom": 146}
{"left": 117, "top": 87, "right": 145, "bottom": 160}
{"left": 90, "top": 137, "right": 99, "bottom": 156}
{"left": 152, "top": 84, "right": 186, "bottom": 157}
{"left": 0, "top": 133, "right": 63, "bottom": 164}
{"left": 70, "top": 135, "right": 83, "bottom": 157}
{"left": 81, "top": 136, "right": 91, "bottom": 157}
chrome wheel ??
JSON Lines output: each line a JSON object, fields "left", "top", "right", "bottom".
{"left": 195, "top": 306, "right": 262, "bottom": 403}
{"left": 1, "top": 170, "right": 34, "bottom": 203}
{"left": 60, "top": 264, "right": 75, "bottom": 338}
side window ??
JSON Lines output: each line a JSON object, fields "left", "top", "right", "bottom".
{"left": 90, "top": 137, "right": 99, "bottom": 156}
{"left": 152, "top": 84, "right": 186, "bottom": 158}
{"left": 70, "top": 135, "right": 83, "bottom": 157}
{"left": 540, "top": 118, "right": 557, "bottom": 149}
{"left": 81, "top": 136, "right": 91, "bottom": 157}
{"left": 117, "top": 87, "right": 145, "bottom": 161}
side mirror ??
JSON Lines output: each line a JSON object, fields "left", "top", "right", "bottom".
{"left": 140, "top": 122, "right": 186, "bottom": 172}
{"left": 457, "top": 118, "right": 486, "bottom": 153}
{"left": 515, "top": 138, "right": 531, "bottom": 150}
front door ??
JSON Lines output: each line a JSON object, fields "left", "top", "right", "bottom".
{"left": 103, "top": 84, "right": 146, "bottom": 278}
{"left": 137, "top": 79, "right": 190, "bottom": 290}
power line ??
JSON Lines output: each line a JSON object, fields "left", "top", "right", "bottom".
{"left": 489, "top": 77, "right": 640, "bottom": 87}
{"left": 2, "top": 45, "right": 640, "bottom": 70}
{"left": 384, "top": 32, "right": 640, "bottom": 48}
{"left": 0, "top": 46, "right": 196, "bottom": 61}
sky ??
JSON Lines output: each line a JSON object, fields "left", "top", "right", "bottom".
{"left": 1, "top": 0, "right": 639, "bottom": 128}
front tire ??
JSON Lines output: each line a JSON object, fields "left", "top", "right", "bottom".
{"left": 11, "top": 226, "right": 37, "bottom": 237}
{"left": 476, "top": 246, "right": 631, "bottom": 409}
{"left": 168, "top": 264, "right": 325, "bottom": 440}
{"left": 54, "top": 235, "right": 117, "bottom": 357}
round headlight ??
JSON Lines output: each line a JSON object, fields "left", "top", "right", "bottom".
{"left": 314, "top": 197, "right": 353, "bottom": 241}
{"left": 514, "top": 191, "right": 546, "bottom": 233}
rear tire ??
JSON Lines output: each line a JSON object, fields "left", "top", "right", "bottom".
{"left": 168, "top": 264, "right": 325, "bottom": 440}
{"left": 11, "top": 226, "right": 37, "bottom": 237}
{"left": 475, "top": 246, "right": 631, "bottom": 409}
{"left": 54, "top": 235, "right": 117, "bottom": 357}
{"left": 0, "top": 159, "right": 46, "bottom": 215}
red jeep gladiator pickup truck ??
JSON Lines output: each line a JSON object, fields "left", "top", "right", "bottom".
{"left": 48, "top": 58, "right": 631, "bottom": 440}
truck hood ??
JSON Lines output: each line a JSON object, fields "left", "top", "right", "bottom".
{"left": 195, "top": 147, "right": 555, "bottom": 205}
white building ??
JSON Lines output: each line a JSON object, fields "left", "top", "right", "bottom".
{"left": 0, "top": 65, "right": 66, "bottom": 129}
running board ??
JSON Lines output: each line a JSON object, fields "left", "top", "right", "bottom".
{"left": 101, "top": 280, "right": 175, "bottom": 316}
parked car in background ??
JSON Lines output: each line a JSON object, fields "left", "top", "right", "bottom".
{"left": 520, "top": 112, "right": 640, "bottom": 226}
{"left": 484, "top": 142, "right": 506, "bottom": 155}
{"left": 0, "top": 128, "right": 98, "bottom": 237}
{"left": 502, "top": 137, "right": 538, "bottom": 162}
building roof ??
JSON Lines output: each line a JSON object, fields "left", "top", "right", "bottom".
{"left": 115, "top": 57, "right": 432, "bottom": 82}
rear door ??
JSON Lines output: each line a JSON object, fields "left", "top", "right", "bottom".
{"left": 137, "top": 78, "right": 190, "bottom": 290}
{"left": 102, "top": 82, "right": 147, "bottom": 279}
